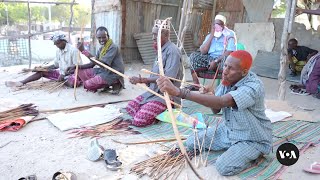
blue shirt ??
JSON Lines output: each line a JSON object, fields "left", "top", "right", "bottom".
{"left": 201, "top": 28, "right": 236, "bottom": 58}
{"left": 215, "top": 72, "right": 272, "bottom": 154}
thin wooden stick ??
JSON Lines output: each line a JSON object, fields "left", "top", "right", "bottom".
{"left": 112, "top": 137, "right": 186, "bottom": 145}
{"left": 40, "top": 99, "right": 131, "bottom": 113}
{"left": 209, "top": 64, "right": 220, "bottom": 89}
{"left": 141, "top": 69, "right": 202, "bottom": 88}
{"left": 47, "top": 80, "right": 67, "bottom": 94}
{"left": 73, "top": 24, "right": 84, "bottom": 100}
{"left": 89, "top": 57, "right": 181, "bottom": 108}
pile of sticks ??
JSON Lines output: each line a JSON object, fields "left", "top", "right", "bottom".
{"left": 13, "top": 80, "right": 66, "bottom": 93}
{"left": 130, "top": 147, "right": 194, "bottom": 179}
{"left": 19, "top": 67, "right": 49, "bottom": 75}
{"left": 0, "top": 104, "right": 39, "bottom": 121}
{"left": 68, "top": 118, "right": 139, "bottom": 138}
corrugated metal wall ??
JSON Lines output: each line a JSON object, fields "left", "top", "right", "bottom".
{"left": 94, "top": 0, "right": 245, "bottom": 63}
{"left": 215, "top": 0, "right": 244, "bottom": 29}
{"left": 121, "top": 0, "right": 182, "bottom": 62}
{"left": 94, "top": 0, "right": 122, "bottom": 50}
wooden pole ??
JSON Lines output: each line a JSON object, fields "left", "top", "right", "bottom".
{"left": 68, "top": 0, "right": 76, "bottom": 42}
{"left": 278, "top": 0, "right": 296, "bottom": 100}
{"left": 211, "top": 0, "right": 217, "bottom": 19}
{"left": 179, "top": 0, "right": 193, "bottom": 51}
{"left": 177, "top": 0, "right": 187, "bottom": 47}
{"left": 27, "top": 0, "right": 32, "bottom": 68}
{"left": 90, "top": 0, "right": 96, "bottom": 54}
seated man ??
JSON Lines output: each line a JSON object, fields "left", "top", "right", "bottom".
{"left": 126, "top": 19, "right": 183, "bottom": 127}
{"left": 287, "top": 38, "right": 318, "bottom": 76}
{"left": 157, "top": 50, "right": 272, "bottom": 176}
{"left": 188, "top": 14, "right": 236, "bottom": 90}
{"left": 68, "top": 26, "right": 124, "bottom": 94}
{"left": 291, "top": 52, "right": 320, "bottom": 97}
{"left": 5, "top": 34, "right": 82, "bottom": 87}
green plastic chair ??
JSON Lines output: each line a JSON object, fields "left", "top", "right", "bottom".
{"left": 237, "top": 43, "right": 246, "bottom": 50}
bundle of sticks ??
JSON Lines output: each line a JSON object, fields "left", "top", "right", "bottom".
{"left": 130, "top": 146, "right": 194, "bottom": 179}
{"left": 67, "top": 118, "right": 139, "bottom": 138}
{"left": 0, "top": 104, "right": 39, "bottom": 121}
{"left": 13, "top": 80, "right": 66, "bottom": 93}
{"left": 19, "top": 67, "right": 49, "bottom": 74}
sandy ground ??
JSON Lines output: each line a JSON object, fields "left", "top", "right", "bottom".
{"left": 0, "top": 63, "right": 319, "bottom": 180}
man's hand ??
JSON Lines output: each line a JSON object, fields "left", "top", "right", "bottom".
{"left": 210, "top": 25, "right": 215, "bottom": 36}
{"left": 296, "top": 8, "right": 304, "bottom": 15}
{"left": 77, "top": 42, "right": 85, "bottom": 52}
{"left": 66, "top": 66, "right": 76, "bottom": 74}
{"left": 208, "top": 61, "right": 218, "bottom": 71}
{"left": 58, "top": 74, "right": 65, "bottom": 82}
{"left": 156, "top": 76, "right": 180, "bottom": 96}
{"left": 129, "top": 76, "right": 141, "bottom": 85}
{"left": 199, "top": 85, "right": 215, "bottom": 94}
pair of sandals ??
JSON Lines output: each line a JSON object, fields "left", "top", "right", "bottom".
{"left": 19, "top": 171, "right": 76, "bottom": 180}
{"left": 87, "top": 138, "right": 122, "bottom": 171}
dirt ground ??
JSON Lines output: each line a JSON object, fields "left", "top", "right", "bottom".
{"left": 0, "top": 63, "right": 319, "bottom": 180}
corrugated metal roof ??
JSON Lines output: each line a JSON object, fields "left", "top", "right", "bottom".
{"left": 134, "top": 31, "right": 196, "bottom": 64}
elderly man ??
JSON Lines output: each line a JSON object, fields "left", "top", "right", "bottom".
{"left": 126, "top": 19, "right": 183, "bottom": 127}
{"left": 157, "top": 50, "right": 272, "bottom": 176}
{"left": 5, "top": 34, "right": 81, "bottom": 87}
{"left": 288, "top": 38, "right": 318, "bottom": 76}
{"left": 68, "top": 26, "right": 125, "bottom": 94}
{"left": 188, "top": 14, "right": 237, "bottom": 90}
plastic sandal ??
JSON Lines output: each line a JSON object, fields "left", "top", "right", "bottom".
{"left": 103, "top": 149, "right": 122, "bottom": 171}
{"left": 18, "top": 175, "right": 37, "bottom": 180}
{"left": 52, "top": 171, "right": 77, "bottom": 180}
{"left": 87, "top": 138, "right": 104, "bottom": 162}
{"left": 303, "top": 162, "right": 320, "bottom": 174}
{"left": 290, "top": 88, "right": 310, "bottom": 96}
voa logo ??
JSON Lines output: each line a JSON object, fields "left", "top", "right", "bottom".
{"left": 276, "top": 143, "right": 299, "bottom": 166}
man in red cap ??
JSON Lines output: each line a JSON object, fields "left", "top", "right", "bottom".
{"left": 156, "top": 50, "right": 272, "bottom": 176}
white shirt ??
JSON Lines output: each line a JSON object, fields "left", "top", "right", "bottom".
{"left": 53, "top": 43, "right": 82, "bottom": 75}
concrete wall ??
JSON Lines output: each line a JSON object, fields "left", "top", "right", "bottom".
{"left": 234, "top": 23, "right": 275, "bottom": 59}
{"left": 272, "top": 18, "right": 320, "bottom": 52}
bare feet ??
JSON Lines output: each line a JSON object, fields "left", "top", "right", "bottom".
{"left": 5, "top": 81, "right": 23, "bottom": 87}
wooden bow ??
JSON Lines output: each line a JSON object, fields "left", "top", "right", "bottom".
{"left": 156, "top": 17, "right": 203, "bottom": 180}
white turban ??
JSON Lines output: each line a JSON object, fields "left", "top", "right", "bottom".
{"left": 215, "top": 14, "right": 227, "bottom": 24}
{"left": 50, "top": 33, "right": 67, "bottom": 43}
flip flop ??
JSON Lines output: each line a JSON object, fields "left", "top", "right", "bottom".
{"left": 18, "top": 175, "right": 37, "bottom": 180}
{"left": 303, "top": 162, "right": 320, "bottom": 174}
{"left": 103, "top": 149, "right": 122, "bottom": 171}
{"left": 52, "top": 171, "right": 77, "bottom": 180}
{"left": 290, "top": 88, "right": 310, "bottom": 96}
{"left": 87, "top": 138, "right": 104, "bottom": 162}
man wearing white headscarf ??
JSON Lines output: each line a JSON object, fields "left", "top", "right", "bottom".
{"left": 187, "top": 14, "right": 237, "bottom": 90}
{"left": 5, "top": 33, "right": 82, "bottom": 88}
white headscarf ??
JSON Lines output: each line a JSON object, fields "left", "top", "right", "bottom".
{"left": 215, "top": 14, "right": 227, "bottom": 24}
{"left": 50, "top": 33, "right": 67, "bottom": 43}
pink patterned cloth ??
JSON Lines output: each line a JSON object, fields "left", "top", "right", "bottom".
{"left": 43, "top": 70, "right": 80, "bottom": 86}
{"left": 77, "top": 68, "right": 108, "bottom": 92}
{"left": 126, "top": 96, "right": 167, "bottom": 127}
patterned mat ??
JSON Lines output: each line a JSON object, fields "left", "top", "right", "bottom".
{"left": 127, "top": 100, "right": 320, "bottom": 179}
